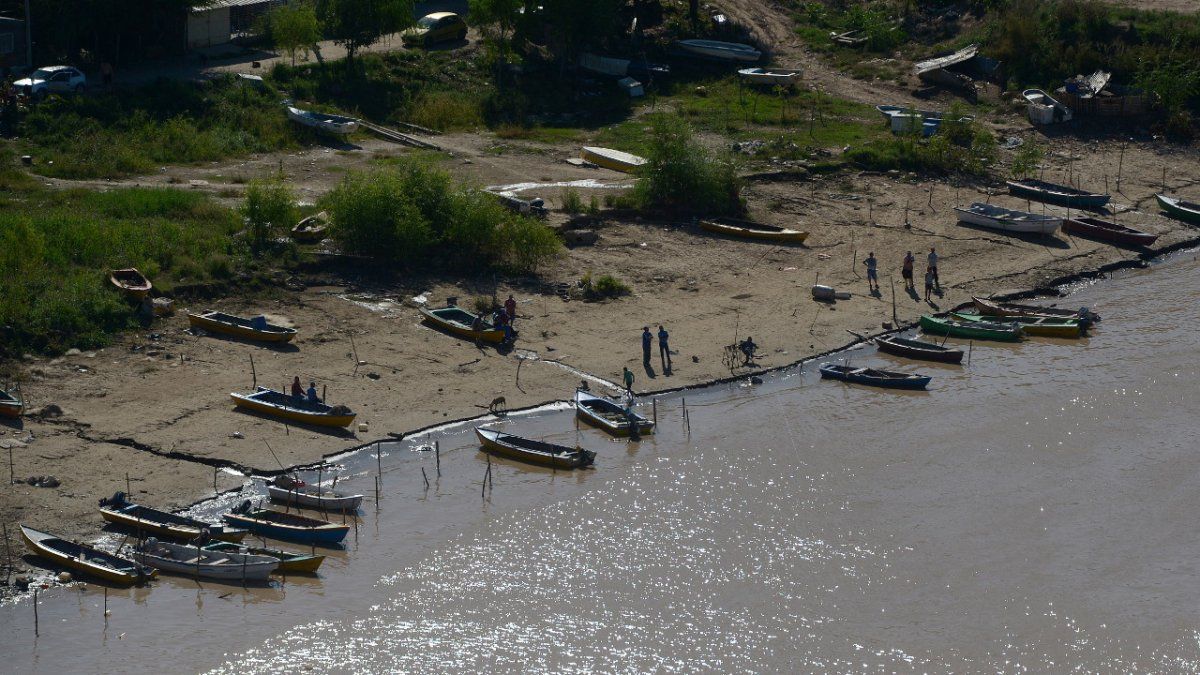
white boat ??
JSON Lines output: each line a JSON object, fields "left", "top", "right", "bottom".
{"left": 580, "top": 146, "right": 647, "bottom": 173}
{"left": 133, "top": 538, "right": 278, "bottom": 581}
{"left": 955, "top": 202, "right": 1062, "bottom": 235}
{"left": 286, "top": 105, "right": 359, "bottom": 136}
{"left": 574, "top": 389, "right": 654, "bottom": 437}
{"left": 676, "top": 39, "right": 761, "bottom": 63}
{"left": 1023, "top": 89, "right": 1072, "bottom": 124}
{"left": 737, "top": 67, "right": 801, "bottom": 87}
{"left": 268, "top": 475, "right": 364, "bottom": 512}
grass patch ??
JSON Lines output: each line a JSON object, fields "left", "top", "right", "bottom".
{"left": 0, "top": 185, "right": 242, "bottom": 355}
{"left": 580, "top": 272, "right": 631, "bottom": 301}
{"left": 18, "top": 75, "right": 300, "bottom": 179}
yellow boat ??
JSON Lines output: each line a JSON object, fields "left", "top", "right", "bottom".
{"left": 99, "top": 493, "right": 248, "bottom": 542}
{"left": 419, "top": 306, "right": 507, "bottom": 344}
{"left": 475, "top": 428, "right": 595, "bottom": 469}
{"left": 699, "top": 218, "right": 809, "bottom": 244}
{"left": 230, "top": 387, "right": 357, "bottom": 428}
{"left": 580, "top": 146, "right": 647, "bottom": 173}
{"left": 188, "top": 310, "right": 297, "bottom": 343}
{"left": 21, "top": 524, "right": 157, "bottom": 586}
{"left": 0, "top": 387, "right": 22, "bottom": 418}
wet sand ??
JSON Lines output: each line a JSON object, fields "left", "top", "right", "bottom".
{"left": 1, "top": 250, "right": 1198, "bottom": 672}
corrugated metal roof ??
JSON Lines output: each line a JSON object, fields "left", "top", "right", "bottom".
{"left": 192, "top": 0, "right": 275, "bottom": 12}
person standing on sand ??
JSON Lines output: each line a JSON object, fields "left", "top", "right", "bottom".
{"left": 657, "top": 325, "right": 672, "bottom": 372}
{"left": 928, "top": 247, "right": 940, "bottom": 290}
{"left": 504, "top": 295, "right": 516, "bottom": 322}
{"left": 902, "top": 251, "right": 915, "bottom": 290}
{"left": 623, "top": 366, "right": 635, "bottom": 396}
{"left": 642, "top": 326, "right": 652, "bottom": 367}
{"left": 924, "top": 267, "right": 935, "bottom": 302}
{"left": 863, "top": 252, "right": 879, "bottom": 293}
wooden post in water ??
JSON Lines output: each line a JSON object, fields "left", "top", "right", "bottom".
{"left": 968, "top": 340, "right": 973, "bottom": 367}
{"left": 421, "top": 467, "right": 429, "bottom": 490}
{"left": 653, "top": 399, "right": 658, "bottom": 425}
{"left": 681, "top": 398, "right": 687, "bottom": 432}
{"left": 374, "top": 476, "right": 379, "bottom": 508}
{"left": 103, "top": 588, "right": 108, "bottom": 619}
{"left": 33, "top": 587, "right": 38, "bottom": 636}
{"left": 435, "top": 441, "right": 440, "bottom": 477}
{"left": 376, "top": 441, "right": 382, "bottom": 478}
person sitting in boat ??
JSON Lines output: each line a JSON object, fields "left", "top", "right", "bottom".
{"left": 306, "top": 381, "right": 320, "bottom": 403}
{"left": 251, "top": 315, "right": 268, "bottom": 331}
{"left": 739, "top": 336, "right": 758, "bottom": 365}
{"left": 291, "top": 376, "right": 304, "bottom": 400}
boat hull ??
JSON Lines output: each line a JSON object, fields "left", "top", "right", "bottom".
{"left": 267, "top": 485, "right": 363, "bottom": 512}
{"left": 1063, "top": 218, "right": 1157, "bottom": 247}
{"left": 419, "top": 306, "right": 507, "bottom": 344}
{"left": 476, "top": 428, "right": 594, "bottom": 469}
{"left": 222, "top": 511, "right": 350, "bottom": 545}
{"left": 875, "top": 336, "right": 964, "bottom": 364}
{"left": 203, "top": 542, "right": 325, "bottom": 574}
{"left": 698, "top": 219, "right": 808, "bottom": 243}
{"left": 574, "top": 390, "right": 654, "bottom": 437}
{"left": 188, "top": 312, "right": 297, "bottom": 343}
{"left": 110, "top": 269, "right": 151, "bottom": 300}
{"left": 955, "top": 205, "right": 1061, "bottom": 235}
{"left": 951, "top": 312, "right": 1081, "bottom": 338}
{"left": 920, "top": 314, "right": 1023, "bottom": 342}
{"left": 1006, "top": 180, "right": 1109, "bottom": 208}
{"left": 580, "top": 146, "right": 647, "bottom": 173}
{"left": 100, "top": 506, "right": 247, "bottom": 543}
{"left": 971, "top": 296, "right": 1098, "bottom": 325}
{"left": 230, "top": 388, "right": 356, "bottom": 428}
{"left": 0, "top": 392, "right": 21, "bottom": 418}
{"left": 676, "top": 40, "right": 761, "bottom": 62}
{"left": 133, "top": 543, "right": 277, "bottom": 581}
{"left": 1156, "top": 194, "right": 1200, "bottom": 225}
{"left": 818, "top": 365, "right": 931, "bottom": 390}
{"left": 21, "top": 525, "right": 156, "bottom": 586}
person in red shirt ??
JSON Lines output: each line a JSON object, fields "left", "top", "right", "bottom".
{"left": 290, "top": 376, "right": 304, "bottom": 400}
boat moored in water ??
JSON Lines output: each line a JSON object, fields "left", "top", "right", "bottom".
{"left": 133, "top": 538, "right": 278, "bottom": 581}
{"left": 574, "top": 389, "right": 654, "bottom": 437}
{"left": 99, "top": 492, "right": 247, "bottom": 542}
{"left": 920, "top": 314, "right": 1024, "bottom": 342}
{"left": 268, "top": 475, "right": 363, "bottom": 512}
{"left": 223, "top": 502, "right": 351, "bottom": 545}
{"left": 475, "top": 428, "right": 595, "bottom": 469}
{"left": 874, "top": 335, "right": 964, "bottom": 364}
{"left": 818, "top": 364, "right": 931, "bottom": 390}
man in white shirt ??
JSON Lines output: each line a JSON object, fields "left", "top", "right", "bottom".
{"left": 928, "top": 247, "right": 939, "bottom": 290}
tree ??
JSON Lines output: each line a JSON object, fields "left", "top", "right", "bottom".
{"left": 316, "top": 0, "right": 413, "bottom": 67}
{"left": 266, "top": 1, "right": 321, "bottom": 66}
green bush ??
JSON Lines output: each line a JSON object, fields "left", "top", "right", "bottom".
{"left": 242, "top": 180, "right": 297, "bottom": 255}
{"left": 324, "top": 160, "right": 560, "bottom": 273}
{"left": 561, "top": 187, "right": 583, "bottom": 214}
{"left": 632, "top": 114, "right": 743, "bottom": 216}
{"left": 581, "top": 272, "right": 630, "bottom": 300}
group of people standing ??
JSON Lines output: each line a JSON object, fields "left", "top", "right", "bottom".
{"left": 864, "top": 247, "right": 941, "bottom": 301}
{"left": 623, "top": 325, "right": 672, "bottom": 395}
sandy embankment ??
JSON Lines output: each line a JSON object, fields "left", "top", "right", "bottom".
{"left": 2, "top": 129, "right": 1198, "bottom": 568}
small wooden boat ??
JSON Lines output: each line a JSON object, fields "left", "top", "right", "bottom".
{"left": 230, "top": 387, "right": 356, "bottom": 428}
{"left": 818, "top": 364, "right": 931, "bottom": 390}
{"left": 291, "top": 211, "right": 328, "bottom": 243}
{"left": 0, "top": 387, "right": 22, "bottom": 418}
{"left": 874, "top": 335, "right": 963, "bottom": 364}
{"left": 1156, "top": 194, "right": 1200, "bottom": 225}
{"left": 286, "top": 105, "right": 358, "bottom": 136}
{"left": 99, "top": 492, "right": 248, "bottom": 542}
{"left": 223, "top": 502, "right": 350, "bottom": 545}
{"left": 574, "top": 389, "right": 654, "bottom": 437}
{"left": 737, "top": 67, "right": 800, "bottom": 87}
{"left": 419, "top": 305, "right": 508, "bottom": 344}
{"left": 133, "top": 538, "right": 278, "bottom": 581}
{"left": 675, "top": 39, "right": 761, "bottom": 63}
{"left": 187, "top": 310, "right": 297, "bottom": 343}
{"left": 110, "top": 268, "right": 152, "bottom": 300}
{"left": 21, "top": 524, "right": 157, "bottom": 586}
{"left": 920, "top": 314, "right": 1023, "bottom": 342}
{"left": 955, "top": 203, "right": 1062, "bottom": 235}
{"left": 1006, "top": 179, "right": 1109, "bottom": 209}
{"left": 475, "top": 428, "right": 595, "bottom": 469}
{"left": 1063, "top": 217, "right": 1157, "bottom": 247}
{"left": 698, "top": 218, "right": 808, "bottom": 244}
{"left": 951, "top": 312, "right": 1082, "bottom": 339}
{"left": 580, "top": 146, "right": 647, "bottom": 173}
{"left": 203, "top": 541, "right": 325, "bottom": 574}
{"left": 1023, "top": 88, "right": 1072, "bottom": 124}
{"left": 971, "top": 296, "right": 1100, "bottom": 325}
{"left": 268, "top": 475, "right": 363, "bottom": 512}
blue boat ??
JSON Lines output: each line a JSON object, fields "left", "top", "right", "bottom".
{"left": 819, "top": 364, "right": 931, "bottom": 390}
{"left": 222, "top": 501, "right": 349, "bottom": 545}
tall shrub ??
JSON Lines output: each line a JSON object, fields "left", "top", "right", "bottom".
{"left": 633, "top": 115, "right": 742, "bottom": 216}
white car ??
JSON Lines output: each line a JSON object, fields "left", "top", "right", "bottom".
{"left": 15, "top": 66, "right": 87, "bottom": 99}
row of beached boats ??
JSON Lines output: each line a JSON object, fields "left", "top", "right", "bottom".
{"left": 819, "top": 297, "right": 1100, "bottom": 390}
{"left": 18, "top": 386, "right": 652, "bottom": 585}
{"left": 18, "top": 477, "right": 367, "bottom": 585}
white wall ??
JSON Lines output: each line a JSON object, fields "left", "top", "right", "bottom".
{"left": 187, "top": 7, "right": 231, "bottom": 49}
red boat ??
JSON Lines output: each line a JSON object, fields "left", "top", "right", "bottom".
{"left": 1063, "top": 217, "right": 1157, "bottom": 247}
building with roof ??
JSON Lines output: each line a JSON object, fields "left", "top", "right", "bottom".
{"left": 188, "top": 0, "right": 283, "bottom": 49}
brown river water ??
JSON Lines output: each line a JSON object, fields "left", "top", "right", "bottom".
{"left": 2, "top": 252, "right": 1200, "bottom": 673}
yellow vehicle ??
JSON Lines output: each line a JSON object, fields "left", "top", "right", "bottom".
{"left": 402, "top": 12, "right": 467, "bottom": 47}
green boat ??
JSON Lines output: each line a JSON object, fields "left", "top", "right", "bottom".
{"left": 919, "top": 314, "right": 1023, "bottom": 342}
{"left": 950, "top": 312, "right": 1082, "bottom": 339}
{"left": 1156, "top": 194, "right": 1200, "bottom": 225}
